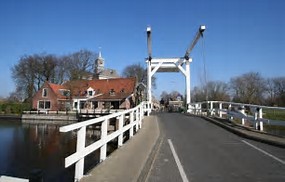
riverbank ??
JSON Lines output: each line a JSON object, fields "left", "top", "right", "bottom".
{"left": 22, "top": 114, "right": 77, "bottom": 125}
{"left": 0, "top": 114, "right": 21, "bottom": 121}
{"left": 0, "top": 114, "right": 77, "bottom": 125}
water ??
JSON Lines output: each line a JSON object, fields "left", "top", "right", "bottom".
{"left": 0, "top": 119, "right": 100, "bottom": 181}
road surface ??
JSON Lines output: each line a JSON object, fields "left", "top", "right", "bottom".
{"left": 147, "top": 113, "right": 285, "bottom": 182}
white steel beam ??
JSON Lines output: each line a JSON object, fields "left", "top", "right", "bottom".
{"left": 150, "top": 57, "right": 181, "bottom": 63}
{"left": 185, "top": 60, "right": 191, "bottom": 111}
{"left": 147, "top": 60, "right": 152, "bottom": 106}
{"left": 150, "top": 61, "right": 163, "bottom": 77}
{"left": 176, "top": 62, "right": 186, "bottom": 76}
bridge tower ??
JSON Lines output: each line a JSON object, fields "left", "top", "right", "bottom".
{"left": 146, "top": 25, "right": 205, "bottom": 113}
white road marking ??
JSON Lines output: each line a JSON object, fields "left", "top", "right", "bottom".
{"left": 168, "top": 139, "right": 189, "bottom": 182}
{"left": 242, "top": 140, "right": 285, "bottom": 165}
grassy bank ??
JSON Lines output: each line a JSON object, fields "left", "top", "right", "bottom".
{"left": 263, "top": 109, "right": 285, "bottom": 121}
{"left": 0, "top": 101, "right": 31, "bottom": 115}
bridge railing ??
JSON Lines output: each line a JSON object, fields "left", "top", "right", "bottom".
{"left": 59, "top": 101, "right": 148, "bottom": 182}
{"left": 189, "top": 101, "right": 285, "bottom": 131}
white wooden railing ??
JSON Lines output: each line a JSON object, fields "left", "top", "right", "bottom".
{"left": 189, "top": 101, "right": 285, "bottom": 131}
{"left": 59, "top": 101, "right": 150, "bottom": 182}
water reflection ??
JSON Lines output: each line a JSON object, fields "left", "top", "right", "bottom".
{"left": 1, "top": 118, "right": 131, "bottom": 181}
{"left": 0, "top": 120, "right": 81, "bottom": 181}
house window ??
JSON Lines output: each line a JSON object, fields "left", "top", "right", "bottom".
{"left": 88, "top": 90, "right": 93, "bottom": 96}
{"left": 92, "top": 101, "right": 98, "bottom": 109}
{"left": 111, "top": 101, "right": 120, "bottom": 109}
{"left": 42, "top": 88, "right": 48, "bottom": 97}
{"left": 109, "top": 89, "right": 115, "bottom": 96}
{"left": 104, "top": 102, "right": 111, "bottom": 109}
{"left": 80, "top": 101, "right": 86, "bottom": 109}
{"left": 38, "top": 100, "right": 51, "bottom": 110}
{"left": 60, "top": 89, "right": 70, "bottom": 97}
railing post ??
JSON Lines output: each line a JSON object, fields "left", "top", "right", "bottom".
{"left": 210, "top": 101, "right": 213, "bottom": 116}
{"left": 241, "top": 106, "right": 245, "bottom": 125}
{"left": 258, "top": 108, "right": 263, "bottom": 131}
{"left": 259, "top": 108, "right": 263, "bottom": 119}
{"left": 118, "top": 114, "right": 124, "bottom": 147}
{"left": 139, "top": 105, "right": 143, "bottom": 128}
{"left": 129, "top": 111, "right": 134, "bottom": 138}
{"left": 147, "top": 102, "right": 151, "bottom": 116}
{"left": 100, "top": 119, "right": 108, "bottom": 161}
{"left": 254, "top": 109, "right": 259, "bottom": 130}
{"left": 259, "top": 120, "right": 264, "bottom": 131}
{"left": 136, "top": 107, "right": 139, "bottom": 132}
{"left": 138, "top": 106, "right": 141, "bottom": 129}
{"left": 74, "top": 126, "right": 86, "bottom": 181}
{"left": 219, "top": 103, "right": 222, "bottom": 118}
{"left": 228, "top": 104, "right": 233, "bottom": 120}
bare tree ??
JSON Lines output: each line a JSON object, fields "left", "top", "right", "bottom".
{"left": 191, "top": 81, "right": 229, "bottom": 102}
{"left": 122, "top": 63, "right": 156, "bottom": 89}
{"left": 230, "top": 72, "right": 266, "bottom": 104}
{"left": 265, "top": 77, "right": 285, "bottom": 106}
{"left": 160, "top": 91, "right": 182, "bottom": 101}
{"left": 67, "top": 49, "right": 97, "bottom": 80}
{"left": 11, "top": 55, "right": 39, "bottom": 101}
{"left": 11, "top": 50, "right": 98, "bottom": 102}
{"left": 191, "top": 86, "right": 206, "bottom": 102}
{"left": 265, "top": 78, "right": 277, "bottom": 106}
{"left": 206, "top": 81, "right": 230, "bottom": 101}
{"left": 55, "top": 55, "right": 71, "bottom": 84}
{"left": 40, "top": 54, "right": 57, "bottom": 82}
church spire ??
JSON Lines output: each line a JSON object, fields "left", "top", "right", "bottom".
{"left": 95, "top": 47, "right": 105, "bottom": 77}
{"left": 98, "top": 47, "right": 102, "bottom": 58}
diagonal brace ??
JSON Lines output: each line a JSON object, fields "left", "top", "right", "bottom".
{"left": 150, "top": 61, "right": 163, "bottom": 77}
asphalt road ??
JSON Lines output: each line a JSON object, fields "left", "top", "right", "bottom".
{"left": 146, "top": 113, "right": 285, "bottom": 182}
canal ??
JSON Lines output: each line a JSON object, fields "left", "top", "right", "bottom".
{"left": 0, "top": 119, "right": 101, "bottom": 181}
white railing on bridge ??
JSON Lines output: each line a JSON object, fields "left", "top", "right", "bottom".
{"left": 189, "top": 101, "right": 285, "bottom": 131}
{"left": 59, "top": 101, "right": 150, "bottom": 182}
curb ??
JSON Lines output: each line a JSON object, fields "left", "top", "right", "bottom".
{"left": 185, "top": 113, "right": 285, "bottom": 148}
{"left": 137, "top": 115, "right": 162, "bottom": 182}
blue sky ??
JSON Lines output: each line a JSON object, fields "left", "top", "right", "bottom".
{"left": 0, "top": 0, "right": 284, "bottom": 98}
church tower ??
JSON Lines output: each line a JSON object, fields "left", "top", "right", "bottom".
{"left": 95, "top": 50, "right": 105, "bottom": 75}
{"left": 94, "top": 50, "right": 119, "bottom": 79}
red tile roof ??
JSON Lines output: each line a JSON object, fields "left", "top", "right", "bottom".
{"left": 48, "top": 82, "right": 69, "bottom": 99}
{"left": 63, "top": 77, "right": 137, "bottom": 100}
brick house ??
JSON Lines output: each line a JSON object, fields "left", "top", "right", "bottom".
{"left": 32, "top": 82, "right": 71, "bottom": 111}
{"left": 32, "top": 77, "right": 137, "bottom": 111}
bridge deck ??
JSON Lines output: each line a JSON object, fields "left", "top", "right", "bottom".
{"left": 79, "top": 113, "right": 285, "bottom": 182}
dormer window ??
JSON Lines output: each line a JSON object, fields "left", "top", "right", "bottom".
{"left": 88, "top": 90, "right": 93, "bottom": 96}
{"left": 87, "top": 87, "right": 95, "bottom": 97}
{"left": 59, "top": 89, "right": 70, "bottom": 97}
{"left": 42, "top": 88, "right": 48, "bottom": 97}
{"left": 109, "top": 89, "right": 115, "bottom": 96}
